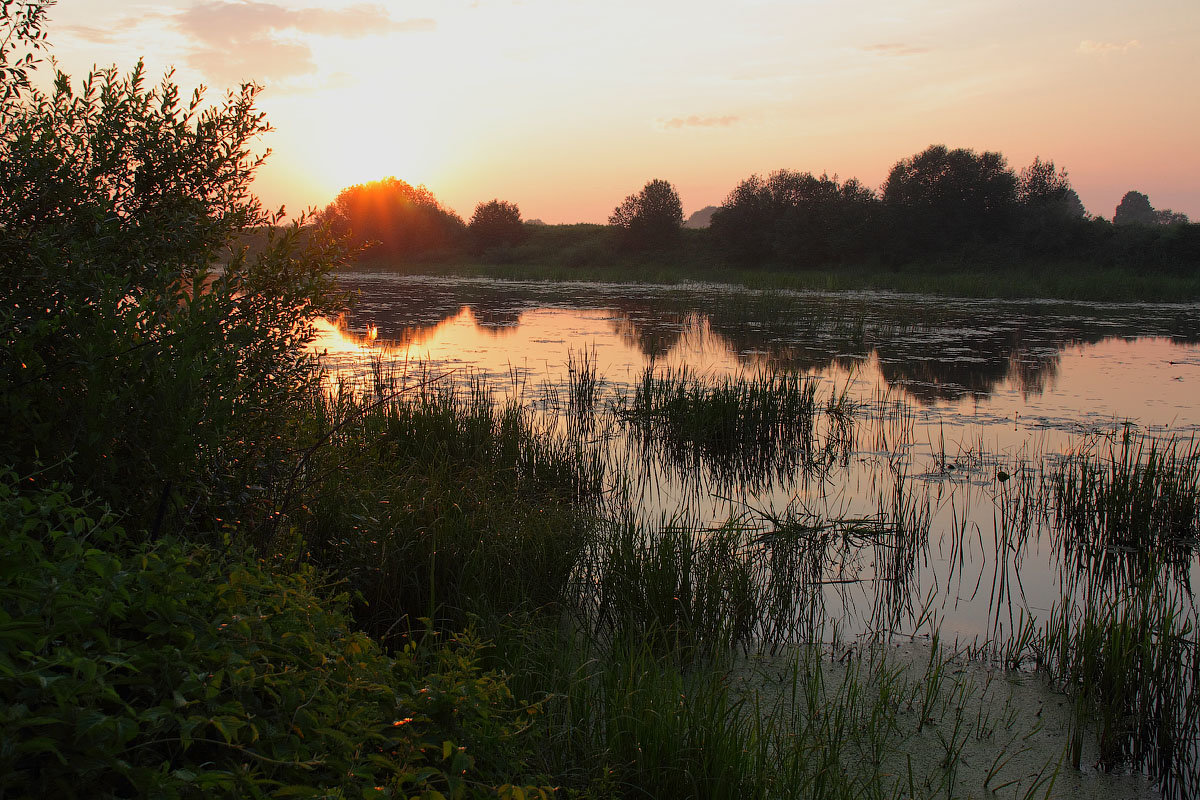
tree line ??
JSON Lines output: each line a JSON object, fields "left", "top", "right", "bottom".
{"left": 323, "top": 145, "right": 1197, "bottom": 273}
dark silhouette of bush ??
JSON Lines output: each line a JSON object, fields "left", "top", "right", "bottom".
{"left": 1113, "top": 190, "right": 1189, "bottom": 227}
{"left": 710, "top": 170, "right": 877, "bottom": 268}
{"left": 1015, "top": 157, "right": 1088, "bottom": 254}
{"left": 1, "top": 34, "right": 343, "bottom": 527}
{"left": 610, "top": 178, "right": 684, "bottom": 250}
{"left": 321, "top": 177, "right": 465, "bottom": 261}
{"left": 1114, "top": 191, "right": 1157, "bottom": 226}
{"left": 468, "top": 198, "right": 526, "bottom": 252}
{"left": 882, "top": 144, "right": 1018, "bottom": 253}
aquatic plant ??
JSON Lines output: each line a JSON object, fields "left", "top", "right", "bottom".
{"left": 1036, "top": 570, "right": 1198, "bottom": 797}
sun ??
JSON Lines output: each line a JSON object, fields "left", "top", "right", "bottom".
{"left": 299, "top": 89, "right": 450, "bottom": 200}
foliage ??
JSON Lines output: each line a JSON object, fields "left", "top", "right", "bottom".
{"left": 881, "top": 144, "right": 1018, "bottom": 252}
{"left": 1017, "top": 157, "right": 1084, "bottom": 218}
{"left": 1113, "top": 190, "right": 1190, "bottom": 227}
{"left": 1014, "top": 157, "right": 1087, "bottom": 254}
{"left": 0, "top": 16, "right": 344, "bottom": 532}
{"left": 1114, "top": 190, "right": 1157, "bottom": 226}
{"left": 321, "top": 177, "right": 466, "bottom": 261}
{"left": 710, "top": 170, "right": 877, "bottom": 267}
{"left": 609, "top": 178, "right": 684, "bottom": 251}
{"left": 468, "top": 199, "right": 526, "bottom": 253}
{"left": 0, "top": 0, "right": 52, "bottom": 104}
{"left": 0, "top": 475, "right": 549, "bottom": 798}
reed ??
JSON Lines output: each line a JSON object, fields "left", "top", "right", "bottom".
{"left": 1035, "top": 570, "right": 1198, "bottom": 797}
{"left": 1053, "top": 430, "right": 1200, "bottom": 556}
{"left": 286, "top": 368, "right": 606, "bottom": 642}
{"left": 617, "top": 366, "right": 847, "bottom": 491}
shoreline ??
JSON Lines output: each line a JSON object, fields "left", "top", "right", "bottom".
{"left": 339, "top": 259, "right": 1200, "bottom": 304}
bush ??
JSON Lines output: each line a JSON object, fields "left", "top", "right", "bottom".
{"left": 0, "top": 474, "right": 548, "bottom": 798}
{"left": 609, "top": 178, "right": 684, "bottom": 251}
{"left": 0, "top": 27, "right": 344, "bottom": 533}
{"left": 469, "top": 199, "right": 527, "bottom": 253}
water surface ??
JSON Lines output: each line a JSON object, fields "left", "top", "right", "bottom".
{"left": 315, "top": 273, "right": 1200, "bottom": 645}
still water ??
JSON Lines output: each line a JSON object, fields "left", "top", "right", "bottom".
{"left": 315, "top": 273, "right": 1200, "bottom": 644}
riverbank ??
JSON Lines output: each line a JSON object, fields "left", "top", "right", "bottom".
{"left": 347, "top": 258, "right": 1200, "bottom": 303}
{"left": 342, "top": 226, "right": 1200, "bottom": 302}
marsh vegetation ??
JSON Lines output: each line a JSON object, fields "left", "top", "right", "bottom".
{"left": 5, "top": 6, "right": 1198, "bottom": 797}
{"left": 303, "top": 277, "right": 1200, "bottom": 798}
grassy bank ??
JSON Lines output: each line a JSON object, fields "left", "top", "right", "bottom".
{"left": 341, "top": 225, "right": 1200, "bottom": 302}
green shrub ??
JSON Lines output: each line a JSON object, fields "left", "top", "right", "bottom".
{"left": 0, "top": 475, "right": 548, "bottom": 798}
{"left": 1, "top": 12, "right": 344, "bottom": 534}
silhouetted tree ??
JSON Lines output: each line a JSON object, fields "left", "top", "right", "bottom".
{"left": 468, "top": 199, "right": 526, "bottom": 252}
{"left": 1113, "top": 191, "right": 1157, "bottom": 226}
{"left": 609, "top": 178, "right": 684, "bottom": 250}
{"left": 1014, "top": 157, "right": 1086, "bottom": 254}
{"left": 1017, "top": 157, "right": 1085, "bottom": 218}
{"left": 321, "top": 177, "right": 464, "bottom": 260}
{"left": 882, "top": 144, "right": 1018, "bottom": 251}
{"left": 710, "top": 170, "right": 877, "bottom": 267}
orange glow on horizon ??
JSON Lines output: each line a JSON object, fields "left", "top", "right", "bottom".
{"left": 51, "top": 0, "right": 1200, "bottom": 224}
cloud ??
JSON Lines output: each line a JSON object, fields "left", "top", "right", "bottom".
{"left": 61, "top": 24, "right": 124, "bottom": 45}
{"left": 1077, "top": 39, "right": 1141, "bottom": 55}
{"left": 188, "top": 34, "right": 317, "bottom": 84}
{"left": 860, "top": 43, "right": 929, "bottom": 57}
{"left": 661, "top": 115, "right": 740, "bottom": 129}
{"left": 175, "top": 2, "right": 435, "bottom": 85}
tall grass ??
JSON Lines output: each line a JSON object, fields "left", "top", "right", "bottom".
{"left": 286, "top": 357, "right": 1199, "bottom": 796}
{"left": 497, "top": 624, "right": 1065, "bottom": 799}
{"left": 1054, "top": 430, "right": 1200, "bottom": 571}
{"left": 1036, "top": 571, "right": 1198, "bottom": 797}
{"left": 618, "top": 366, "right": 856, "bottom": 490}
{"left": 283, "top": 366, "right": 605, "bottom": 642}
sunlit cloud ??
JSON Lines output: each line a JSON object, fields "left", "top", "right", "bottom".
{"left": 1077, "top": 39, "right": 1141, "bottom": 55}
{"left": 661, "top": 115, "right": 740, "bottom": 129}
{"left": 61, "top": 24, "right": 125, "bottom": 45}
{"left": 175, "top": 2, "right": 435, "bottom": 85}
{"left": 860, "top": 43, "right": 929, "bottom": 56}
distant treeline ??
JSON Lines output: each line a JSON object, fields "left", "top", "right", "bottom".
{"left": 320, "top": 145, "right": 1198, "bottom": 274}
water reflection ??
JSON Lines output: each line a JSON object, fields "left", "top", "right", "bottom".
{"left": 329, "top": 273, "right": 1200, "bottom": 409}
{"left": 318, "top": 274, "right": 1200, "bottom": 794}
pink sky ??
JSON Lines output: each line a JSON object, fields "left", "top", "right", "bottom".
{"left": 45, "top": 0, "right": 1200, "bottom": 223}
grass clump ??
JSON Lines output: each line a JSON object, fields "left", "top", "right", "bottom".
{"left": 1036, "top": 573, "right": 1198, "bottom": 797}
{"left": 1054, "top": 430, "right": 1200, "bottom": 555}
{"left": 619, "top": 366, "right": 836, "bottom": 489}
{"left": 285, "top": 373, "right": 604, "bottom": 643}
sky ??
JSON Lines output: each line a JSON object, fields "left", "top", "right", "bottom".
{"left": 41, "top": 0, "right": 1200, "bottom": 224}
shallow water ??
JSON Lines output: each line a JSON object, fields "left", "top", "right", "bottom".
{"left": 317, "top": 273, "right": 1200, "bottom": 795}
{"left": 317, "top": 273, "right": 1200, "bottom": 633}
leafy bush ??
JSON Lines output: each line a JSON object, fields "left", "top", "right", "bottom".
{"left": 469, "top": 200, "right": 527, "bottom": 253}
{"left": 0, "top": 474, "right": 549, "bottom": 798}
{"left": 321, "top": 177, "right": 466, "bottom": 262}
{"left": 0, "top": 22, "right": 344, "bottom": 533}
{"left": 609, "top": 179, "right": 684, "bottom": 251}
